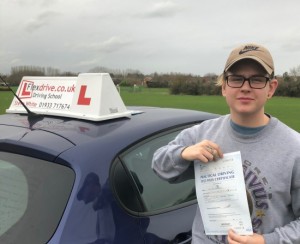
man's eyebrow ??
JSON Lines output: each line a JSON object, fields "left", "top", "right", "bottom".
{"left": 226, "top": 73, "right": 269, "bottom": 77}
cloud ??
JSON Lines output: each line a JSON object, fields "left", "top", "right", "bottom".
{"left": 2, "top": 0, "right": 300, "bottom": 75}
{"left": 281, "top": 42, "right": 300, "bottom": 53}
{"left": 144, "top": 0, "right": 181, "bottom": 18}
{"left": 77, "top": 58, "right": 101, "bottom": 67}
{"left": 92, "top": 36, "right": 132, "bottom": 52}
{"left": 72, "top": 36, "right": 132, "bottom": 53}
{"left": 10, "top": 58, "right": 22, "bottom": 65}
{"left": 9, "top": 0, "right": 57, "bottom": 7}
{"left": 279, "top": 32, "right": 300, "bottom": 53}
{"left": 71, "top": 36, "right": 133, "bottom": 69}
{"left": 25, "top": 10, "right": 61, "bottom": 32}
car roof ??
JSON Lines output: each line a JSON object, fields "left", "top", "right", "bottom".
{"left": 0, "top": 106, "right": 219, "bottom": 161}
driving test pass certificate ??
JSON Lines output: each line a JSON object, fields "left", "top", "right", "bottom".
{"left": 194, "top": 151, "right": 253, "bottom": 235}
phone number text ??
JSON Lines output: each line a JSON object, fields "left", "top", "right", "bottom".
{"left": 39, "top": 102, "right": 71, "bottom": 110}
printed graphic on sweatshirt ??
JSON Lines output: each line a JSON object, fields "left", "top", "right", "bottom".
{"left": 243, "top": 159, "right": 271, "bottom": 232}
{"left": 208, "top": 159, "right": 271, "bottom": 244}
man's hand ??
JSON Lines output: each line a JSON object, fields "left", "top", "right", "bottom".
{"left": 181, "top": 140, "right": 223, "bottom": 162}
{"left": 227, "top": 229, "right": 265, "bottom": 244}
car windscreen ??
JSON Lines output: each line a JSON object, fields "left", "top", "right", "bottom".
{"left": 0, "top": 151, "right": 74, "bottom": 244}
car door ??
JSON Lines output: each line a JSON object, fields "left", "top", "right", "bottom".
{"left": 112, "top": 125, "right": 197, "bottom": 244}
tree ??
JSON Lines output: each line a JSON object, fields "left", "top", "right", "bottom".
{"left": 289, "top": 65, "right": 300, "bottom": 80}
{"left": 8, "top": 66, "right": 45, "bottom": 85}
{"left": 282, "top": 72, "right": 291, "bottom": 82}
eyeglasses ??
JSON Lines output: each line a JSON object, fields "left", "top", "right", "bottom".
{"left": 225, "top": 75, "right": 270, "bottom": 89}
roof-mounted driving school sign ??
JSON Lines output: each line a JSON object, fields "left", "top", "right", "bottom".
{"left": 6, "top": 73, "right": 132, "bottom": 121}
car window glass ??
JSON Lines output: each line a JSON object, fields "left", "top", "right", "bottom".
{"left": 118, "top": 126, "right": 196, "bottom": 213}
{"left": 0, "top": 160, "right": 28, "bottom": 236}
{"left": 0, "top": 152, "right": 74, "bottom": 244}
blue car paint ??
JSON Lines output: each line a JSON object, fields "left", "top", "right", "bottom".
{"left": 0, "top": 107, "right": 219, "bottom": 243}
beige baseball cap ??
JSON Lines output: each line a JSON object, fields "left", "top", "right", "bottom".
{"left": 224, "top": 43, "right": 274, "bottom": 75}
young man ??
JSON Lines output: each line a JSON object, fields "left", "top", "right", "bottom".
{"left": 152, "top": 43, "right": 300, "bottom": 244}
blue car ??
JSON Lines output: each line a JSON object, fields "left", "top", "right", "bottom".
{"left": 0, "top": 74, "right": 219, "bottom": 244}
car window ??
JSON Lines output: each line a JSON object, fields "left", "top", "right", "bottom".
{"left": 113, "top": 126, "right": 196, "bottom": 214}
{"left": 0, "top": 152, "right": 74, "bottom": 244}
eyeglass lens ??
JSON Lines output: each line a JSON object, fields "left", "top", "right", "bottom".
{"left": 226, "top": 75, "right": 269, "bottom": 89}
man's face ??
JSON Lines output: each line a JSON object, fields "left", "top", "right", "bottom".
{"left": 222, "top": 59, "right": 278, "bottom": 120}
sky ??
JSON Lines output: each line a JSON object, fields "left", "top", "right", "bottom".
{"left": 1, "top": 0, "right": 300, "bottom": 76}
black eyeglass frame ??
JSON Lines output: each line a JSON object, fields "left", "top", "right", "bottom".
{"left": 225, "top": 75, "right": 271, "bottom": 89}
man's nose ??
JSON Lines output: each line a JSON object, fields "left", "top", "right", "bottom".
{"left": 241, "top": 79, "right": 252, "bottom": 89}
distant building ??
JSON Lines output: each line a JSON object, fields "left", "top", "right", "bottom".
{"left": 0, "top": 81, "right": 9, "bottom": 90}
{"left": 143, "top": 76, "right": 152, "bottom": 86}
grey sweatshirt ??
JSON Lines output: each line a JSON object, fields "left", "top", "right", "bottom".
{"left": 152, "top": 115, "right": 300, "bottom": 244}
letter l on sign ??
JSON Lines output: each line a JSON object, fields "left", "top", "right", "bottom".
{"left": 21, "top": 83, "right": 31, "bottom": 96}
{"left": 77, "top": 85, "right": 91, "bottom": 105}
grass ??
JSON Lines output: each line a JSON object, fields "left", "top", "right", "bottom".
{"left": 264, "top": 96, "right": 300, "bottom": 132}
{"left": 121, "top": 87, "right": 229, "bottom": 113}
{"left": 120, "top": 87, "right": 300, "bottom": 132}
{"left": 0, "top": 90, "right": 15, "bottom": 115}
{"left": 1, "top": 87, "right": 299, "bottom": 132}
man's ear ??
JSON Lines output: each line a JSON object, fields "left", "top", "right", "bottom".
{"left": 268, "top": 79, "right": 278, "bottom": 98}
{"left": 222, "top": 84, "right": 227, "bottom": 97}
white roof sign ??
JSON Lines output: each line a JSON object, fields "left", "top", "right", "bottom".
{"left": 6, "top": 73, "right": 132, "bottom": 121}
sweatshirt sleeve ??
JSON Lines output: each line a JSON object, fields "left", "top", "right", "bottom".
{"left": 151, "top": 126, "right": 197, "bottom": 181}
{"left": 263, "top": 157, "right": 300, "bottom": 244}
{"left": 263, "top": 218, "right": 300, "bottom": 244}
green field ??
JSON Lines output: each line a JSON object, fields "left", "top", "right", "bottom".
{"left": 121, "top": 87, "right": 300, "bottom": 132}
{"left": 0, "top": 91, "right": 14, "bottom": 115}
{"left": 1, "top": 87, "right": 299, "bottom": 132}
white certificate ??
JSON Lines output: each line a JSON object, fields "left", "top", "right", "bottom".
{"left": 194, "top": 151, "right": 253, "bottom": 235}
